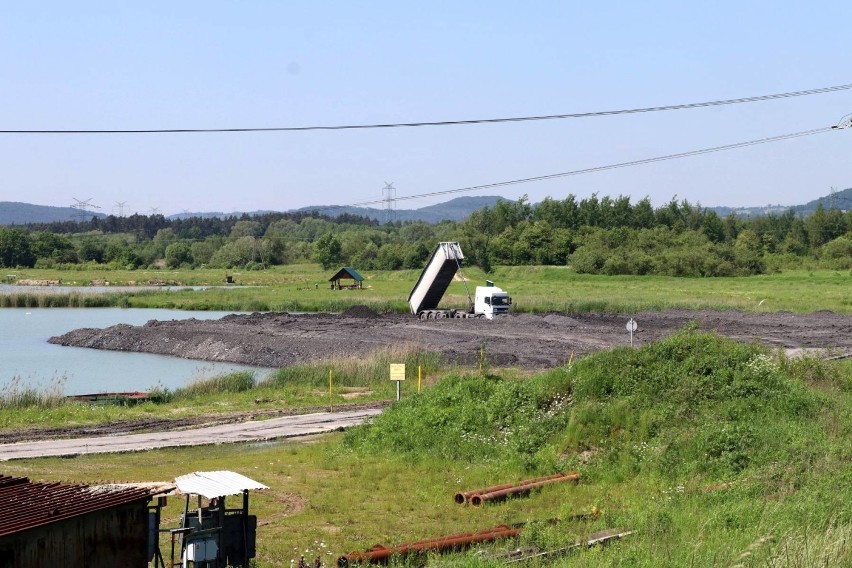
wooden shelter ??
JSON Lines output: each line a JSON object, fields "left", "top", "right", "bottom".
{"left": 0, "top": 475, "right": 153, "bottom": 568}
{"left": 329, "top": 267, "right": 364, "bottom": 290}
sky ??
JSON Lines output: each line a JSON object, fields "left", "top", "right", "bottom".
{"left": 1, "top": 1, "right": 851, "bottom": 217}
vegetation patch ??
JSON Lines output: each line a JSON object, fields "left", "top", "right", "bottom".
{"left": 340, "top": 328, "right": 850, "bottom": 565}
{"left": 6, "top": 329, "right": 850, "bottom": 567}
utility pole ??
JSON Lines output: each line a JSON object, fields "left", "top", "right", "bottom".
{"left": 382, "top": 182, "right": 396, "bottom": 224}
{"left": 70, "top": 197, "right": 101, "bottom": 222}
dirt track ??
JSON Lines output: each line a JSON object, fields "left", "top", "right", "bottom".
{"left": 49, "top": 307, "right": 852, "bottom": 369}
{"left": 0, "top": 401, "right": 390, "bottom": 445}
{"left": 0, "top": 407, "right": 383, "bottom": 461}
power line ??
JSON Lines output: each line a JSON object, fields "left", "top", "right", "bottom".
{"left": 345, "top": 125, "right": 841, "bottom": 208}
{"left": 2, "top": 83, "right": 851, "bottom": 134}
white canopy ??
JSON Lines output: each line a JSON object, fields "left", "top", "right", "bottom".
{"left": 174, "top": 470, "right": 267, "bottom": 499}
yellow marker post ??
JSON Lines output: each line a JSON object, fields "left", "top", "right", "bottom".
{"left": 329, "top": 369, "right": 333, "bottom": 412}
{"left": 418, "top": 365, "right": 422, "bottom": 393}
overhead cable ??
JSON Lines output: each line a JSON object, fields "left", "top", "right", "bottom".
{"left": 1, "top": 83, "right": 851, "bottom": 134}
{"left": 343, "top": 125, "right": 839, "bottom": 208}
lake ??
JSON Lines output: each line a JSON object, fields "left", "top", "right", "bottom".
{"left": 0, "top": 308, "right": 272, "bottom": 395}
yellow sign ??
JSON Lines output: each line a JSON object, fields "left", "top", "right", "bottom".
{"left": 390, "top": 363, "right": 406, "bottom": 381}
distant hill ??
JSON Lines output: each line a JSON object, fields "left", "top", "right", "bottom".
{"left": 166, "top": 196, "right": 507, "bottom": 223}
{"left": 0, "top": 202, "right": 106, "bottom": 225}
{"left": 293, "top": 195, "right": 507, "bottom": 223}
{"left": 3, "top": 188, "right": 848, "bottom": 227}
{"left": 792, "top": 187, "right": 852, "bottom": 214}
{"left": 709, "top": 187, "right": 852, "bottom": 218}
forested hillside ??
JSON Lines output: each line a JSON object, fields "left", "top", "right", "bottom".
{"left": 0, "top": 194, "right": 850, "bottom": 276}
{"left": 0, "top": 201, "right": 106, "bottom": 225}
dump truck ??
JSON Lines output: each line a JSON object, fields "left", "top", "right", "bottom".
{"left": 408, "top": 241, "right": 511, "bottom": 319}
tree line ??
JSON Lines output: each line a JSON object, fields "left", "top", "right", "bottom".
{"left": 1, "top": 195, "right": 850, "bottom": 276}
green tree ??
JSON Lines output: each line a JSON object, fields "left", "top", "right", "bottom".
{"left": 403, "top": 242, "right": 431, "bottom": 269}
{"left": 152, "top": 228, "right": 178, "bottom": 258}
{"left": 313, "top": 233, "right": 343, "bottom": 269}
{"left": 632, "top": 197, "right": 656, "bottom": 229}
{"left": 165, "top": 242, "right": 193, "bottom": 268}
{"left": 209, "top": 236, "right": 258, "bottom": 268}
{"left": 701, "top": 211, "right": 726, "bottom": 243}
{"left": 190, "top": 236, "right": 224, "bottom": 266}
{"left": 104, "top": 241, "right": 141, "bottom": 268}
{"left": 229, "top": 220, "right": 262, "bottom": 240}
{"left": 77, "top": 237, "right": 105, "bottom": 263}
{"left": 0, "top": 228, "right": 34, "bottom": 267}
{"left": 31, "top": 232, "right": 77, "bottom": 263}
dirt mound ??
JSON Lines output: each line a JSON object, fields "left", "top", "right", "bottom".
{"left": 340, "top": 305, "right": 381, "bottom": 318}
{"left": 49, "top": 309, "right": 852, "bottom": 372}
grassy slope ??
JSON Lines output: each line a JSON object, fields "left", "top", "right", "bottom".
{"left": 3, "top": 265, "right": 851, "bottom": 313}
{"left": 5, "top": 331, "right": 850, "bottom": 567}
{"left": 0, "top": 347, "right": 442, "bottom": 429}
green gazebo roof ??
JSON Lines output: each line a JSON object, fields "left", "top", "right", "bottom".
{"left": 329, "top": 267, "right": 365, "bottom": 282}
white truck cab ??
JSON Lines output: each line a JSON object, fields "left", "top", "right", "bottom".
{"left": 474, "top": 282, "right": 511, "bottom": 320}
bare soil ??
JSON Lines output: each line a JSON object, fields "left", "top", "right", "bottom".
{"left": 49, "top": 308, "right": 852, "bottom": 369}
{"left": 10, "top": 308, "right": 849, "bottom": 446}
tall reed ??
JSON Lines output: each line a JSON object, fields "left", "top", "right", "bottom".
{"left": 0, "top": 376, "right": 66, "bottom": 409}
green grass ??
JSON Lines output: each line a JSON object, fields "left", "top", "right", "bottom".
{"left": 0, "top": 346, "right": 442, "bottom": 431}
{"left": 5, "top": 330, "right": 849, "bottom": 567}
{"left": 3, "top": 265, "right": 851, "bottom": 313}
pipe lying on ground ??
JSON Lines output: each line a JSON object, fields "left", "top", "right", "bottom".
{"left": 470, "top": 472, "right": 580, "bottom": 507}
{"left": 453, "top": 473, "right": 567, "bottom": 505}
{"left": 337, "top": 524, "right": 522, "bottom": 566}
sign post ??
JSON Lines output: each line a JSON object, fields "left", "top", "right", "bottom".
{"left": 626, "top": 318, "right": 638, "bottom": 347}
{"left": 390, "top": 363, "right": 406, "bottom": 401}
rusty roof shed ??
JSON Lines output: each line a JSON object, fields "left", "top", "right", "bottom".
{"left": 0, "top": 475, "right": 152, "bottom": 568}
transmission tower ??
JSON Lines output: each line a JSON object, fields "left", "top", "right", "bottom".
{"left": 70, "top": 197, "right": 101, "bottom": 222}
{"left": 382, "top": 182, "right": 397, "bottom": 223}
{"left": 114, "top": 201, "right": 128, "bottom": 217}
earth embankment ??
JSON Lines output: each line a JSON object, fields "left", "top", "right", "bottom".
{"left": 48, "top": 308, "right": 852, "bottom": 368}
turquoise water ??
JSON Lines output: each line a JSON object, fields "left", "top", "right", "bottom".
{"left": 0, "top": 308, "right": 271, "bottom": 395}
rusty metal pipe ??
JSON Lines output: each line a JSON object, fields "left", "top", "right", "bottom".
{"left": 470, "top": 473, "right": 580, "bottom": 507}
{"left": 338, "top": 524, "right": 522, "bottom": 566}
{"left": 453, "top": 473, "right": 567, "bottom": 504}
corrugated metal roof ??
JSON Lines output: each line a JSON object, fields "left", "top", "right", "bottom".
{"left": 0, "top": 475, "right": 151, "bottom": 537}
{"left": 173, "top": 471, "right": 268, "bottom": 499}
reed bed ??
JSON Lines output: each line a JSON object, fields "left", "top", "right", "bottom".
{"left": 0, "top": 376, "right": 66, "bottom": 409}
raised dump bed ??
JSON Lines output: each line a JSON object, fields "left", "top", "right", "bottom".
{"left": 408, "top": 242, "right": 465, "bottom": 316}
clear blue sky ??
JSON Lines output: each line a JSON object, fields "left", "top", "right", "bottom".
{"left": 1, "top": 2, "right": 850, "bottom": 216}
